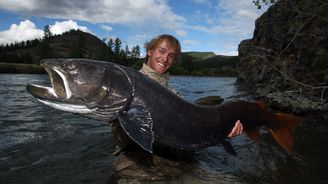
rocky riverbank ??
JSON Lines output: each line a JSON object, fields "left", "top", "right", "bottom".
{"left": 237, "top": 0, "right": 328, "bottom": 114}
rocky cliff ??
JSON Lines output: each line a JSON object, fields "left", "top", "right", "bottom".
{"left": 237, "top": 0, "right": 328, "bottom": 113}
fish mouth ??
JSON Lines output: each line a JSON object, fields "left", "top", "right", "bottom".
{"left": 27, "top": 59, "right": 93, "bottom": 114}
{"left": 27, "top": 62, "right": 67, "bottom": 101}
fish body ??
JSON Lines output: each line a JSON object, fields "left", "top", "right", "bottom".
{"left": 27, "top": 59, "right": 301, "bottom": 155}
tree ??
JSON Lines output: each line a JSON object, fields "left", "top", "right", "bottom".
{"left": 252, "top": 0, "right": 278, "bottom": 9}
{"left": 37, "top": 25, "right": 54, "bottom": 59}
{"left": 96, "top": 45, "right": 111, "bottom": 61}
{"left": 179, "top": 54, "right": 194, "bottom": 73}
{"left": 114, "top": 38, "right": 122, "bottom": 56}
{"left": 21, "top": 52, "right": 34, "bottom": 64}
{"left": 43, "top": 25, "right": 53, "bottom": 40}
{"left": 131, "top": 45, "right": 140, "bottom": 59}
{"left": 125, "top": 45, "right": 131, "bottom": 58}
{"left": 107, "top": 38, "right": 114, "bottom": 53}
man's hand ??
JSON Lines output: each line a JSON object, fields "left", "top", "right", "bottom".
{"left": 227, "top": 120, "right": 243, "bottom": 138}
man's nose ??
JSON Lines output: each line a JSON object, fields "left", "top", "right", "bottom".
{"left": 163, "top": 53, "right": 169, "bottom": 62}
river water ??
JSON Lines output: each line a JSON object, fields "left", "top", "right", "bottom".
{"left": 0, "top": 74, "right": 327, "bottom": 184}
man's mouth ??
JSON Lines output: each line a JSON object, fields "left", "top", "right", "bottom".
{"left": 157, "top": 61, "right": 167, "bottom": 68}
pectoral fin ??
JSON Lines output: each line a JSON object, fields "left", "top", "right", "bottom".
{"left": 221, "top": 139, "right": 237, "bottom": 156}
{"left": 117, "top": 105, "right": 154, "bottom": 153}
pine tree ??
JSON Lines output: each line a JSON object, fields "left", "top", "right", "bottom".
{"left": 43, "top": 25, "right": 53, "bottom": 40}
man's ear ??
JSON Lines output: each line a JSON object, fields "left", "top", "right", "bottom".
{"left": 147, "top": 49, "right": 152, "bottom": 57}
{"left": 146, "top": 50, "right": 153, "bottom": 64}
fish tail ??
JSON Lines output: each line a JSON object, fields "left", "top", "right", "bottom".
{"left": 254, "top": 100, "right": 266, "bottom": 110}
{"left": 269, "top": 113, "right": 302, "bottom": 154}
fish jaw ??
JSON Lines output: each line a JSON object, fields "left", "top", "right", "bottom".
{"left": 26, "top": 59, "right": 134, "bottom": 121}
{"left": 26, "top": 67, "right": 93, "bottom": 114}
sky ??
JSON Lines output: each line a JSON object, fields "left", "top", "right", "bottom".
{"left": 0, "top": 0, "right": 270, "bottom": 56}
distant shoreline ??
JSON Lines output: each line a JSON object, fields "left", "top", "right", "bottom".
{"left": 0, "top": 63, "right": 237, "bottom": 77}
{"left": 0, "top": 63, "right": 46, "bottom": 74}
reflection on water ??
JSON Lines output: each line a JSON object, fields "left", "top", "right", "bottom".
{"left": 169, "top": 76, "right": 240, "bottom": 101}
{"left": 0, "top": 74, "right": 327, "bottom": 184}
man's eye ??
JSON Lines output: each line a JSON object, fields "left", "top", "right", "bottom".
{"left": 169, "top": 54, "right": 175, "bottom": 59}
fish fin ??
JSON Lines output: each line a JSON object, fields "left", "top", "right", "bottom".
{"left": 255, "top": 100, "right": 266, "bottom": 110}
{"left": 269, "top": 113, "right": 302, "bottom": 154}
{"left": 221, "top": 140, "right": 237, "bottom": 156}
{"left": 117, "top": 105, "right": 154, "bottom": 153}
{"left": 246, "top": 128, "right": 260, "bottom": 142}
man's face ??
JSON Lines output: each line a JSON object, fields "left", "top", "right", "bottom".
{"left": 147, "top": 40, "right": 177, "bottom": 74}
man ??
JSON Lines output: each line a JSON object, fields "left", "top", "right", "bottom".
{"left": 140, "top": 34, "right": 243, "bottom": 138}
{"left": 112, "top": 34, "right": 243, "bottom": 155}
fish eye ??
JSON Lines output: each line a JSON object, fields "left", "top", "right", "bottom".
{"left": 62, "top": 63, "right": 76, "bottom": 71}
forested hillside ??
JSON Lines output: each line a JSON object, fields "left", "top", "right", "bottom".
{"left": 0, "top": 29, "right": 238, "bottom": 76}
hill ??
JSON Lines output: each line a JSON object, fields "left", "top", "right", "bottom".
{"left": 180, "top": 51, "right": 216, "bottom": 62}
{"left": 0, "top": 30, "right": 239, "bottom": 76}
{"left": 0, "top": 30, "right": 108, "bottom": 64}
{"left": 46, "top": 30, "right": 107, "bottom": 59}
{"left": 170, "top": 52, "right": 239, "bottom": 76}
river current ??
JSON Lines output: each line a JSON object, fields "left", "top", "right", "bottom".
{"left": 0, "top": 74, "right": 327, "bottom": 183}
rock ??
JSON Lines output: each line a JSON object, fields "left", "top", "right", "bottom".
{"left": 194, "top": 96, "right": 224, "bottom": 105}
{"left": 237, "top": 0, "right": 328, "bottom": 113}
{"left": 113, "top": 150, "right": 186, "bottom": 183}
{"left": 265, "top": 92, "right": 328, "bottom": 113}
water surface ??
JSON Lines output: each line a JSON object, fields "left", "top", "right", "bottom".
{"left": 0, "top": 74, "right": 327, "bottom": 183}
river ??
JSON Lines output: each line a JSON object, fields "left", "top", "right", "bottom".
{"left": 0, "top": 74, "right": 327, "bottom": 184}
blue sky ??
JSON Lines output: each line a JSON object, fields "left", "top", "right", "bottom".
{"left": 0, "top": 0, "right": 269, "bottom": 56}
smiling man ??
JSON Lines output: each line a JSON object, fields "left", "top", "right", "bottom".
{"left": 139, "top": 34, "right": 243, "bottom": 138}
{"left": 139, "top": 34, "right": 180, "bottom": 87}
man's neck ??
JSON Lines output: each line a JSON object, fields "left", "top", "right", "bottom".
{"left": 139, "top": 63, "right": 169, "bottom": 87}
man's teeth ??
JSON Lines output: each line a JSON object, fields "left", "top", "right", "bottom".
{"left": 157, "top": 62, "right": 166, "bottom": 67}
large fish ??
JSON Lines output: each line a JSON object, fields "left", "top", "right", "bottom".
{"left": 26, "top": 58, "right": 301, "bottom": 155}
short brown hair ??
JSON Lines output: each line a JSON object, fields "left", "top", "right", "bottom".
{"left": 144, "top": 34, "right": 181, "bottom": 63}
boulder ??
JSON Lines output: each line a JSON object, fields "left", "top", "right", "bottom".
{"left": 237, "top": 0, "right": 328, "bottom": 113}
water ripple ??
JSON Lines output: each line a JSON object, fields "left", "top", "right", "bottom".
{"left": 0, "top": 74, "right": 327, "bottom": 184}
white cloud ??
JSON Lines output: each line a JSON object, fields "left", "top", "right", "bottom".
{"left": 192, "top": 25, "right": 210, "bottom": 33}
{"left": 183, "top": 39, "right": 199, "bottom": 45}
{"left": 0, "top": 20, "right": 43, "bottom": 45}
{"left": 215, "top": 0, "right": 268, "bottom": 35}
{"left": 50, "top": 20, "right": 91, "bottom": 35}
{"left": 100, "top": 25, "right": 113, "bottom": 31}
{"left": 218, "top": 49, "right": 238, "bottom": 56}
{"left": 216, "top": 44, "right": 239, "bottom": 56}
{"left": 191, "top": 0, "right": 267, "bottom": 36}
{"left": 0, "top": 19, "right": 92, "bottom": 45}
{"left": 0, "top": 0, "right": 186, "bottom": 31}
{"left": 128, "top": 34, "right": 148, "bottom": 46}
{"left": 181, "top": 39, "right": 201, "bottom": 52}
{"left": 238, "top": 9, "right": 258, "bottom": 20}
{"left": 176, "top": 29, "right": 187, "bottom": 37}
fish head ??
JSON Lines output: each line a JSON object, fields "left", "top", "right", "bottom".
{"left": 27, "top": 58, "right": 133, "bottom": 121}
